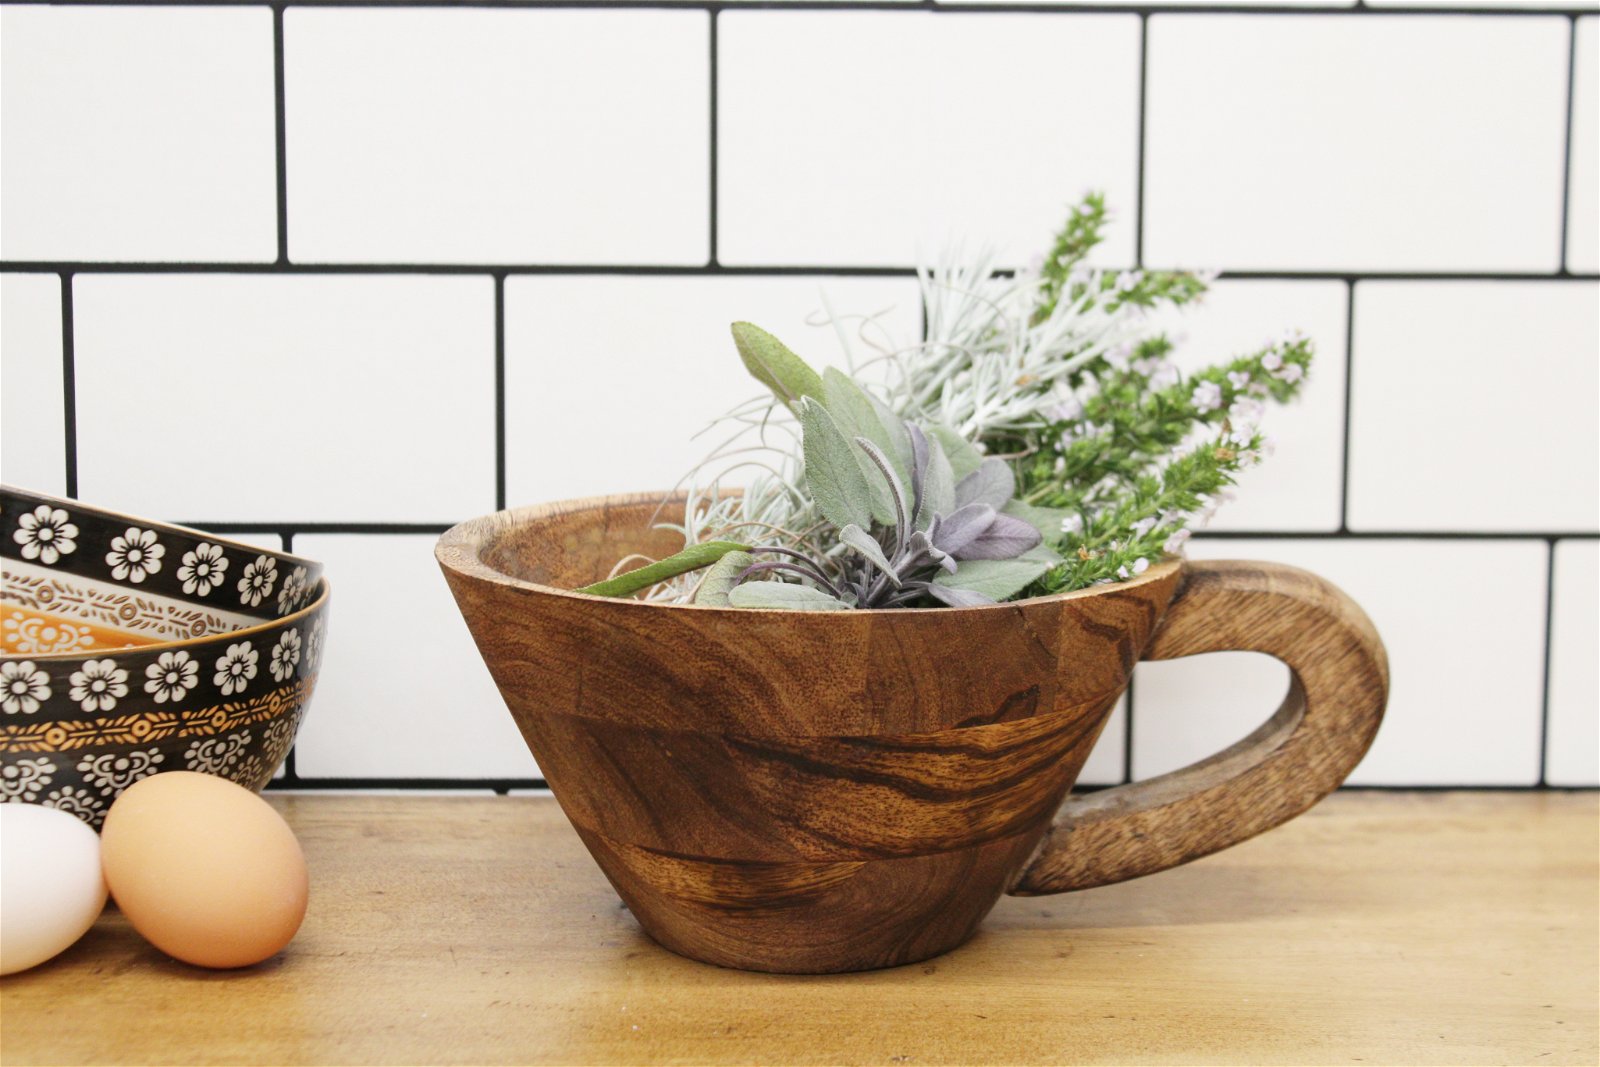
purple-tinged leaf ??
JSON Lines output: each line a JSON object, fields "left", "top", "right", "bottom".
{"left": 928, "top": 502, "right": 997, "bottom": 557}
{"left": 953, "top": 511, "right": 1042, "bottom": 561}
{"left": 922, "top": 583, "right": 996, "bottom": 608}
{"left": 955, "top": 457, "right": 1016, "bottom": 511}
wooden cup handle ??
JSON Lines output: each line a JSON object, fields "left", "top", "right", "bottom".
{"left": 1009, "top": 560, "right": 1389, "bottom": 895}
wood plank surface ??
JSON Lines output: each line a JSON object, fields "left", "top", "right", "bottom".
{"left": 2, "top": 791, "right": 1595, "bottom": 1066}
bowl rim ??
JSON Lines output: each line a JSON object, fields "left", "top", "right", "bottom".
{"left": 2, "top": 483, "right": 324, "bottom": 574}
{"left": 436, "top": 491, "right": 1180, "bottom": 616}
{"left": 0, "top": 578, "right": 331, "bottom": 662}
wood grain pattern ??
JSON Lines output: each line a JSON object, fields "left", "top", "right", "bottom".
{"left": 437, "top": 494, "right": 1387, "bottom": 972}
{"left": 3, "top": 793, "right": 1595, "bottom": 1067}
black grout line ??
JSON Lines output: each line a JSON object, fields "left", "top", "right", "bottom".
{"left": 3, "top": 261, "right": 1598, "bottom": 281}
{"left": 1133, "top": 13, "right": 1149, "bottom": 270}
{"left": 1537, "top": 538, "right": 1558, "bottom": 786}
{"left": 1558, "top": 14, "right": 1579, "bottom": 275}
{"left": 1, "top": 0, "right": 1591, "bottom": 14}
{"left": 273, "top": 3, "right": 290, "bottom": 264}
{"left": 58, "top": 273, "right": 78, "bottom": 499}
{"left": 1122, "top": 672, "right": 1136, "bottom": 785}
{"left": 1338, "top": 279, "right": 1356, "bottom": 532}
{"left": 708, "top": 10, "right": 720, "bottom": 267}
{"left": 494, "top": 273, "right": 508, "bottom": 511}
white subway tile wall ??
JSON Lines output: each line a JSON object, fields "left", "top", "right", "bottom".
{"left": 0, "top": 6, "right": 278, "bottom": 262}
{"left": 1, "top": 275, "right": 65, "bottom": 497}
{"left": 0, "top": 3, "right": 1594, "bottom": 793}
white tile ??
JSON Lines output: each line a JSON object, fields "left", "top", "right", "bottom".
{"left": 1, "top": 274, "right": 65, "bottom": 495}
{"left": 1134, "top": 539, "right": 1548, "bottom": 786}
{"left": 285, "top": 9, "right": 709, "bottom": 265}
{"left": 1546, "top": 540, "right": 1599, "bottom": 786}
{"left": 1155, "top": 280, "right": 1348, "bottom": 531}
{"left": 71, "top": 275, "right": 495, "bottom": 524}
{"left": 290, "top": 534, "right": 538, "bottom": 779}
{"left": 718, "top": 12, "right": 1140, "bottom": 267}
{"left": 1348, "top": 282, "right": 1599, "bottom": 533}
{"left": 1077, "top": 695, "right": 1128, "bottom": 787}
{"left": 1570, "top": 18, "right": 1599, "bottom": 273}
{"left": 1144, "top": 16, "right": 1569, "bottom": 272}
{"left": 0, "top": 7, "right": 276, "bottom": 262}
{"left": 505, "top": 275, "right": 920, "bottom": 506}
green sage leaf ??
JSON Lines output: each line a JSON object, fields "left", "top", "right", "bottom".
{"left": 799, "top": 399, "right": 880, "bottom": 530}
{"left": 933, "top": 555, "right": 1052, "bottom": 602}
{"left": 823, "top": 368, "right": 909, "bottom": 485}
{"left": 929, "top": 424, "right": 985, "bottom": 481}
{"left": 577, "top": 540, "right": 752, "bottom": 598}
{"left": 838, "top": 523, "right": 901, "bottom": 587}
{"left": 728, "top": 582, "right": 854, "bottom": 611}
{"left": 731, "top": 322, "right": 824, "bottom": 414}
{"left": 917, "top": 435, "right": 957, "bottom": 531}
{"left": 1002, "top": 501, "right": 1077, "bottom": 542}
{"left": 692, "top": 550, "right": 756, "bottom": 607}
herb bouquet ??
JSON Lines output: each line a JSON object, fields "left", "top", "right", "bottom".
{"left": 581, "top": 195, "right": 1313, "bottom": 610}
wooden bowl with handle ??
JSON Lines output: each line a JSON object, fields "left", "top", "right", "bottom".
{"left": 437, "top": 493, "right": 1388, "bottom": 974}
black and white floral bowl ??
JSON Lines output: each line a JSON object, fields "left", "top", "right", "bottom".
{"left": 0, "top": 486, "right": 329, "bottom": 828}
{"left": 2, "top": 485, "right": 322, "bottom": 656}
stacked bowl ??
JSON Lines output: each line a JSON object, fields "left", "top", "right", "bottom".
{"left": 1, "top": 486, "right": 328, "bottom": 826}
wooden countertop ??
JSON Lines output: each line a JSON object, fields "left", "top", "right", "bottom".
{"left": 3, "top": 791, "right": 1596, "bottom": 1066}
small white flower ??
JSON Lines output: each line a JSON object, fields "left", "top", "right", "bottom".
{"left": 143, "top": 650, "right": 199, "bottom": 704}
{"left": 177, "top": 542, "right": 229, "bottom": 597}
{"left": 1059, "top": 513, "right": 1084, "bottom": 536}
{"left": 238, "top": 555, "right": 279, "bottom": 608}
{"left": 1229, "top": 397, "right": 1266, "bottom": 428}
{"left": 105, "top": 526, "right": 165, "bottom": 584}
{"left": 1148, "top": 362, "right": 1180, "bottom": 390}
{"left": 1164, "top": 528, "right": 1192, "bottom": 554}
{"left": 1052, "top": 455, "right": 1066, "bottom": 475}
{"left": 1047, "top": 392, "right": 1084, "bottom": 423}
{"left": 1227, "top": 370, "right": 1252, "bottom": 390}
{"left": 276, "top": 565, "right": 309, "bottom": 615}
{"left": 1191, "top": 381, "right": 1223, "bottom": 414}
{"left": 1132, "top": 557, "right": 1150, "bottom": 575}
{"left": 68, "top": 659, "right": 129, "bottom": 713}
{"left": 12, "top": 505, "right": 78, "bottom": 565}
{"left": 1131, "top": 516, "right": 1156, "bottom": 539}
{"left": 269, "top": 629, "right": 302, "bottom": 683}
{"left": 213, "top": 642, "right": 259, "bottom": 696}
{"left": 1260, "top": 350, "right": 1284, "bottom": 372}
{"left": 1114, "top": 270, "right": 1140, "bottom": 293}
{"left": 1273, "top": 363, "right": 1305, "bottom": 384}
{"left": 1106, "top": 343, "right": 1134, "bottom": 371}
{"left": 1, "top": 661, "right": 51, "bottom": 714}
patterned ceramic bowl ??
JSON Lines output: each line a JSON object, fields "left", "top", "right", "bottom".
{"left": 0, "top": 487, "right": 329, "bottom": 827}
{"left": 2, "top": 485, "right": 322, "bottom": 657}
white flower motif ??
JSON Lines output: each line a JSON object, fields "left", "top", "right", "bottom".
{"left": 263, "top": 713, "right": 299, "bottom": 765}
{"left": 184, "top": 731, "right": 251, "bottom": 776}
{"left": 213, "top": 641, "right": 258, "bottom": 696}
{"left": 143, "top": 650, "right": 199, "bottom": 703}
{"left": 4, "top": 611, "right": 94, "bottom": 655}
{"left": 276, "top": 565, "right": 308, "bottom": 615}
{"left": 68, "top": 659, "right": 129, "bottom": 713}
{"left": 238, "top": 555, "right": 278, "bottom": 608}
{"left": 305, "top": 618, "right": 325, "bottom": 670}
{"left": 1191, "top": 381, "right": 1223, "bottom": 414}
{"left": 177, "top": 542, "right": 229, "bottom": 596}
{"left": 76, "top": 749, "right": 164, "bottom": 796}
{"left": 269, "top": 629, "right": 302, "bottom": 683}
{"left": 12, "top": 505, "right": 78, "bottom": 565}
{"left": 43, "top": 784, "right": 105, "bottom": 828}
{"left": 1, "top": 660, "right": 51, "bottom": 714}
{"left": 105, "top": 526, "right": 165, "bottom": 583}
{"left": 0, "top": 757, "right": 57, "bottom": 801}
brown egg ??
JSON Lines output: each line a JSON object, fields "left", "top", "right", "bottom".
{"left": 100, "top": 772, "right": 308, "bottom": 969}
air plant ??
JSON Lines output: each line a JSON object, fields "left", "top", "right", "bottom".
{"left": 578, "top": 326, "right": 1053, "bottom": 610}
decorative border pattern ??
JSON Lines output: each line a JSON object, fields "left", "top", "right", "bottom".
{"left": 0, "top": 676, "right": 315, "bottom": 752}
{"left": 3, "top": 567, "right": 256, "bottom": 646}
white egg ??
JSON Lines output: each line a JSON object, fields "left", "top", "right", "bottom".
{"left": 0, "top": 802, "right": 108, "bottom": 976}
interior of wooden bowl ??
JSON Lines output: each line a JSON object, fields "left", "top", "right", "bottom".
{"left": 475, "top": 493, "right": 699, "bottom": 590}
